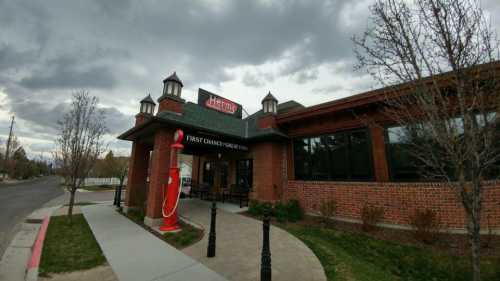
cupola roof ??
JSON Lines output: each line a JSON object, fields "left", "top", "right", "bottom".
{"left": 162, "top": 71, "right": 183, "bottom": 87}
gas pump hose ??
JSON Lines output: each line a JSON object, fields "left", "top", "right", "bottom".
{"left": 161, "top": 180, "right": 183, "bottom": 218}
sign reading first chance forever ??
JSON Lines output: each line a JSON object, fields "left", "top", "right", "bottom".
{"left": 184, "top": 134, "right": 249, "bottom": 152}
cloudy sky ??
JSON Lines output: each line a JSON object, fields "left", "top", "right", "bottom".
{"left": 1, "top": 0, "right": 500, "bottom": 158}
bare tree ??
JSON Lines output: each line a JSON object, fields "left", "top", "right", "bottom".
{"left": 102, "top": 150, "right": 129, "bottom": 207}
{"left": 353, "top": 1, "right": 500, "bottom": 280}
{"left": 54, "top": 91, "right": 107, "bottom": 222}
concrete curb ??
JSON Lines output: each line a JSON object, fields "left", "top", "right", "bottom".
{"left": 25, "top": 216, "right": 50, "bottom": 281}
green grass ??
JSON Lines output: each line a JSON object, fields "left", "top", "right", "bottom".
{"left": 39, "top": 215, "right": 106, "bottom": 276}
{"left": 280, "top": 224, "right": 500, "bottom": 281}
{"left": 163, "top": 222, "right": 204, "bottom": 249}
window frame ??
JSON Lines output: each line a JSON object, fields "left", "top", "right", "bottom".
{"left": 292, "top": 128, "right": 375, "bottom": 182}
{"left": 236, "top": 159, "right": 253, "bottom": 190}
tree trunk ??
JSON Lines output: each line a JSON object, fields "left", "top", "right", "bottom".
{"left": 467, "top": 214, "right": 481, "bottom": 281}
{"left": 67, "top": 188, "right": 76, "bottom": 224}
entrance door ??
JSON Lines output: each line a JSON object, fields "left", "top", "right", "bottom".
{"left": 202, "top": 160, "right": 229, "bottom": 192}
{"left": 203, "top": 161, "right": 215, "bottom": 186}
{"left": 218, "top": 161, "right": 229, "bottom": 190}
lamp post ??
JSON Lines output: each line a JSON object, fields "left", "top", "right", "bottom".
{"left": 207, "top": 199, "right": 217, "bottom": 257}
{"left": 261, "top": 210, "right": 272, "bottom": 281}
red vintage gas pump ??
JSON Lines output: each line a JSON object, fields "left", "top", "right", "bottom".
{"left": 159, "top": 129, "right": 184, "bottom": 232}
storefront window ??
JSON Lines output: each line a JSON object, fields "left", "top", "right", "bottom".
{"left": 386, "top": 126, "right": 421, "bottom": 181}
{"left": 293, "top": 128, "right": 373, "bottom": 181}
{"left": 386, "top": 113, "right": 500, "bottom": 181}
{"left": 236, "top": 159, "right": 253, "bottom": 189}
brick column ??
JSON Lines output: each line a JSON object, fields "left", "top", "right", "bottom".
{"left": 252, "top": 142, "right": 284, "bottom": 202}
{"left": 191, "top": 156, "right": 200, "bottom": 184}
{"left": 370, "top": 125, "right": 390, "bottom": 182}
{"left": 144, "top": 129, "right": 173, "bottom": 227}
{"left": 125, "top": 141, "right": 150, "bottom": 210}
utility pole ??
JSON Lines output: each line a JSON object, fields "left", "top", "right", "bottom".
{"left": 3, "top": 116, "right": 15, "bottom": 179}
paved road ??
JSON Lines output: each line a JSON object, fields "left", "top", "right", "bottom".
{"left": 0, "top": 176, "right": 63, "bottom": 259}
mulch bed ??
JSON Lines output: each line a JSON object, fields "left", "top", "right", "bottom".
{"left": 117, "top": 210, "right": 204, "bottom": 249}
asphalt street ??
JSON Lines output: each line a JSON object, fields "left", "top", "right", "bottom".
{"left": 0, "top": 176, "right": 63, "bottom": 259}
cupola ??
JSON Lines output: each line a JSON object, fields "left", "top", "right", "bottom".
{"left": 157, "top": 72, "right": 185, "bottom": 114}
{"left": 140, "top": 94, "right": 156, "bottom": 115}
{"left": 162, "top": 72, "right": 183, "bottom": 98}
{"left": 258, "top": 91, "right": 278, "bottom": 129}
{"left": 135, "top": 94, "right": 156, "bottom": 126}
{"left": 262, "top": 91, "right": 278, "bottom": 114}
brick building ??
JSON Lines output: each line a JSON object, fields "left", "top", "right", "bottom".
{"left": 118, "top": 72, "right": 500, "bottom": 233}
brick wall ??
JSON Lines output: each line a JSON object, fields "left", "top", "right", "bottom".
{"left": 158, "top": 97, "right": 183, "bottom": 114}
{"left": 258, "top": 114, "right": 277, "bottom": 129}
{"left": 146, "top": 129, "right": 174, "bottom": 219}
{"left": 284, "top": 180, "right": 500, "bottom": 230}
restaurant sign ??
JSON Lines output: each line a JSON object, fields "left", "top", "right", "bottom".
{"left": 198, "top": 88, "right": 243, "bottom": 118}
{"left": 183, "top": 133, "right": 248, "bottom": 152}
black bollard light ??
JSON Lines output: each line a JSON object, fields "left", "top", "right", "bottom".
{"left": 117, "top": 184, "right": 123, "bottom": 211}
{"left": 207, "top": 199, "right": 217, "bottom": 257}
{"left": 113, "top": 185, "right": 119, "bottom": 206}
{"left": 261, "top": 210, "right": 272, "bottom": 281}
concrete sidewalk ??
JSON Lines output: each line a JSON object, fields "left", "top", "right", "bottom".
{"left": 180, "top": 199, "right": 327, "bottom": 281}
{"left": 82, "top": 204, "right": 228, "bottom": 281}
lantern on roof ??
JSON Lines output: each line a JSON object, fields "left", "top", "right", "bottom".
{"left": 162, "top": 72, "right": 184, "bottom": 98}
{"left": 262, "top": 91, "right": 278, "bottom": 114}
{"left": 140, "top": 94, "right": 156, "bottom": 115}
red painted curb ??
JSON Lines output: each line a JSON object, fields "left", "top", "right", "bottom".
{"left": 27, "top": 216, "right": 50, "bottom": 269}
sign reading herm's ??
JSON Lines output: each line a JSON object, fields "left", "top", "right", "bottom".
{"left": 198, "top": 88, "right": 243, "bottom": 118}
{"left": 184, "top": 133, "right": 248, "bottom": 152}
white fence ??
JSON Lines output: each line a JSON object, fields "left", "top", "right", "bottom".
{"left": 82, "top": 177, "right": 128, "bottom": 187}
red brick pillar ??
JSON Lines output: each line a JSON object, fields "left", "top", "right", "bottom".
{"left": 192, "top": 156, "right": 200, "bottom": 184}
{"left": 144, "top": 129, "right": 173, "bottom": 226}
{"left": 370, "top": 125, "right": 390, "bottom": 182}
{"left": 125, "top": 141, "right": 150, "bottom": 209}
{"left": 252, "top": 142, "right": 284, "bottom": 202}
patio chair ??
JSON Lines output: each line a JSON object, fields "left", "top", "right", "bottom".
{"left": 221, "top": 184, "right": 233, "bottom": 203}
{"left": 198, "top": 183, "right": 212, "bottom": 200}
{"left": 229, "top": 184, "right": 250, "bottom": 208}
{"left": 189, "top": 181, "right": 200, "bottom": 198}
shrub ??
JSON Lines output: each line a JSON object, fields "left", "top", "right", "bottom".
{"left": 248, "top": 200, "right": 263, "bottom": 216}
{"left": 361, "top": 204, "right": 384, "bottom": 232}
{"left": 248, "top": 200, "right": 273, "bottom": 217}
{"left": 409, "top": 208, "right": 440, "bottom": 244}
{"left": 285, "top": 200, "right": 303, "bottom": 222}
{"left": 249, "top": 200, "right": 303, "bottom": 222}
{"left": 274, "top": 202, "right": 288, "bottom": 222}
{"left": 319, "top": 200, "right": 337, "bottom": 223}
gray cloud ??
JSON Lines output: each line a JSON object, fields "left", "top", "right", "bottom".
{"left": 101, "top": 107, "right": 134, "bottom": 134}
{"left": 242, "top": 72, "right": 265, "bottom": 88}
{"left": 294, "top": 68, "right": 320, "bottom": 84}
{"left": 20, "top": 65, "right": 116, "bottom": 90}
{"left": 0, "top": 44, "right": 36, "bottom": 71}
{"left": 10, "top": 101, "right": 67, "bottom": 131}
